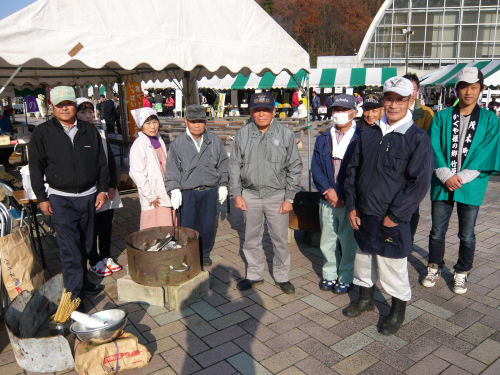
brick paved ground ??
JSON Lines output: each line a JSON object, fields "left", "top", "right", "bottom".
{"left": 1, "top": 126, "right": 499, "bottom": 374}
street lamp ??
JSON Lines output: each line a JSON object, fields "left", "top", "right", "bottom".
{"left": 402, "top": 27, "right": 414, "bottom": 74}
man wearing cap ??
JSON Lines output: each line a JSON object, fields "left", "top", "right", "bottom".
{"left": 166, "top": 104, "right": 229, "bottom": 267}
{"left": 311, "top": 94, "right": 361, "bottom": 294}
{"left": 358, "top": 94, "right": 384, "bottom": 130}
{"left": 230, "top": 92, "right": 302, "bottom": 294}
{"left": 422, "top": 67, "right": 500, "bottom": 294}
{"left": 342, "top": 77, "right": 433, "bottom": 335}
{"left": 29, "top": 86, "right": 109, "bottom": 299}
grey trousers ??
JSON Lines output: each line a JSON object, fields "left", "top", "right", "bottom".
{"left": 242, "top": 190, "right": 290, "bottom": 283}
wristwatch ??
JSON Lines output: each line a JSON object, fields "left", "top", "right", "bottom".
{"left": 285, "top": 198, "right": 294, "bottom": 204}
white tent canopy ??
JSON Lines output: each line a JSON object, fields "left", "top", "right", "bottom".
{"left": 0, "top": 0, "right": 309, "bottom": 89}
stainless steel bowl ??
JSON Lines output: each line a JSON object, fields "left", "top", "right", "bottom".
{"left": 70, "top": 309, "right": 127, "bottom": 344}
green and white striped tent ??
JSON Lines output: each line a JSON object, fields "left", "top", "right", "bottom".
{"left": 309, "top": 67, "right": 397, "bottom": 88}
{"left": 198, "top": 70, "right": 307, "bottom": 90}
{"left": 420, "top": 60, "right": 500, "bottom": 87}
{"left": 196, "top": 67, "right": 397, "bottom": 90}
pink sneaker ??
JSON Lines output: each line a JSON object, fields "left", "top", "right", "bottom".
{"left": 90, "top": 260, "right": 111, "bottom": 277}
{"left": 105, "top": 258, "right": 122, "bottom": 273}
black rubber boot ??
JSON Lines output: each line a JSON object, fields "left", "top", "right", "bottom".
{"left": 379, "top": 297, "right": 406, "bottom": 335}
{"left": 342, "top": 286, "right": 375, "bottom": 318}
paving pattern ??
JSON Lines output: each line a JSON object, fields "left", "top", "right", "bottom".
{"left": 1, "top": 124, "right": 499, "bottom": 374}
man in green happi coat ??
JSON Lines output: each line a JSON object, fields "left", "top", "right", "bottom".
{"left": 422, "top": 67, "right": 500, "bottom": 295}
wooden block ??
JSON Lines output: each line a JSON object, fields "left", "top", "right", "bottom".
{"left": 117, "top": 275, "right": 165, "bottom": 306}
{"left": 165, "top": 271, "right": 210, "bottom": 311}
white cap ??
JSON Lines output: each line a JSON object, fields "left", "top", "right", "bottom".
{"left": 76, "top": 97, "right": 92, "bottom": 108}
{"left": 455, "top": 67, "right": 481, "bottom": 88}
{"left": 130, "top": 107, "right": 157, "bottom": 128}
{"left": 383, "top": 77, "right": 414, "bottom": 97}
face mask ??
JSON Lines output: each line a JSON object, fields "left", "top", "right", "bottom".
{"left": 332, "top": 112, "right": 351, "bottom": 125}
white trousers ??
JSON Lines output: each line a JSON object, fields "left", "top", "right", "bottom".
{"left": 353, "top": 250, "right": 411, "bottom": 301}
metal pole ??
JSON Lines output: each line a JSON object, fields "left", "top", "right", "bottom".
{"left": 306, "top": 74, "right": 311, "bottom": 192}
{"left": 0, "top": 64, "right": 23, "bottom": 96}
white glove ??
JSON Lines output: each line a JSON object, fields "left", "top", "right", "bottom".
{"left": 218, "top": 186, "right": 228, "bottom": 204}
{"left": 170, "top": 189, "right": 182, "bottom": 210}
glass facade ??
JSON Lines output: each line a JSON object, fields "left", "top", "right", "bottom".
{"left": 361, "top": 0, "right": 500, "bottom": 70}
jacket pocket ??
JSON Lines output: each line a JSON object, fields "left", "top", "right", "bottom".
{"left": 268, "top": 143, "right": 287, "bottom": 163}
{"left": 383, "top": 148, "right": 404, "bottom": 172}
{"left": 380, "top": 225, "right": 403, "bottom": 255}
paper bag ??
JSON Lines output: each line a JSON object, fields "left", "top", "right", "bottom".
{"left": 74, "top": 332, "right": 151, "bottom": 375}
{"left": 0, "top": 226, "right": 45, "bottom": 300}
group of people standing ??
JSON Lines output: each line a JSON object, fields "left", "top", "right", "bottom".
{"left": 27, "top": 67, "right": 498, "bottom": 337}
{"left": 311, "top": 68, "right": 499, "bottom": 335}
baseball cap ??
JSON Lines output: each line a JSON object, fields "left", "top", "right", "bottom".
{"left": 50, "top": 86, "right": 76, "bottom": 105}
{"left": 185, "top": 104, "right": 207, "bottom": 121}
{"left": 362, "top": 94, "right": 382, "bottom": 109}
{"left": 130, "top": 107, "right": 158, "bottom": 128}
{"left": 383, "top": 77, "right": 413, "bottom": 97}
{"left": 76, "top": 97, "right": 92, "bottom": 108}
{"left": 332, "top": 94, "right": 357, "bottom": 109}
{"left": 455, "top": 67, "right": 482, "bottom": 88}
{"left": 249, "top": 92, "right": 275, "bottom": 110}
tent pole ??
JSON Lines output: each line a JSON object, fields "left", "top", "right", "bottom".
{"left": 0, "top": 64, "right": 23, "bottom": 95}
{"left": 306, "top": 73, "right": 311, "bottom": 192}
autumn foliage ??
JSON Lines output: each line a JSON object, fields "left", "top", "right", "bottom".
{"left": 257, "top": 0, "right": 384, "bottom": 64}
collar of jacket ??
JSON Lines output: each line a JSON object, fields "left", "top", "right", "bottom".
{"left": 249, "top": 118, "right": 278, "bottom": 137}
{"left": 375, "top": 118, "right": 414, "bottom": 135}
{"left": 52, "top": 117, "right": 86, "bottom": 133}
{"left": 183, "top": 129, "right": 211, "bottom": 145}
{"left": 412, "top": 100, "right": 424, "bottom": 121}
{"left": 137, "top": 130, "right": 162, "bottom": 147}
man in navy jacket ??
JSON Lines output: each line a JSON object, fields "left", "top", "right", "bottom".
{"left": 311, "top": 94, "right": 361, "bottom": 294}
{"left": 342, "top": 77, "right": 433, "bottom": 335}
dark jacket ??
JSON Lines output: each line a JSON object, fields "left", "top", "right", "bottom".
{"left": 311, "top": 125, "right": 361, "bottom": 198}
{"left": 29, "top": 117, "right": 109, "bottom": 202}
{"left": 344, "top": 119, "right": 433, "bottom": 258}
{"left": 97, "top": 99, "right": 117, "bottom": 121}
{"left": 166, "top": 130, "right": 229, "bottom": 191}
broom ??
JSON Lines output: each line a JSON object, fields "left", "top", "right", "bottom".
{"left": 53, "top": 288, "right": 81, "bottom": 323}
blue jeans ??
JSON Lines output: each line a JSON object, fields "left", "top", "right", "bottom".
{"left": 428, "top": 200, "right": 480, "bottom": 272}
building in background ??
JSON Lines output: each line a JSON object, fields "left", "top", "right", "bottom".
{"left": 358, "top": 0, "right": 500, "bottom": 74}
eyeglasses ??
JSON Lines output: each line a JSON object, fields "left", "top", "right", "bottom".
{"left": 382, "top": 97, "right": 410, "bottom": 105}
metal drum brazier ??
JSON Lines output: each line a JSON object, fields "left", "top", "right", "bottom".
{"left": 126, "top": 226, "right": 201, "bottom": 286}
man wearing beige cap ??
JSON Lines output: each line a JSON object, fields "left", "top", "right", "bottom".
{"left": 423, "top": 67, "right": 500, "bottom": 295}
{"left": 29, "top": 86, "right": 109, "bottom": 300}
{"left": 343, "top": 77, "right": 433, "bottom": 335}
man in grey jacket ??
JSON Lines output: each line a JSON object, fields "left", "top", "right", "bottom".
{"left": 230, "top": 92, "right": 303, "bottom": 294}
{"left": 166, "top": 105, "right": 229, "bottom": 267}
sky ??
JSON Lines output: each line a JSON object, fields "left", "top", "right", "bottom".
{"left": 0, "top": 0, "right": 37, "bottom": 20}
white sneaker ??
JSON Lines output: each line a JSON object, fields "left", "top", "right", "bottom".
{"left": 90, "top": 260, "right": 111, "bottom": 277}
{"left": 453, "top": 271, "right": 468, "bottom": 294}
{"left": 422, "top": 263, "right": 440, "bottom": 287}
{"left": 105, "top": 258, "right": 122, "bottom": 273}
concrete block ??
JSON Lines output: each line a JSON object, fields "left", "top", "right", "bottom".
{"left": 165, "top": 271, "right": 210, "bottom": 311}
{"left": 117, "top": 274, "right": 165, "bottom": 306}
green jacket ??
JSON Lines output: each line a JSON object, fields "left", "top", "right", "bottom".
{"left": 429, "top": 106, "right": 500, "bottom": 205}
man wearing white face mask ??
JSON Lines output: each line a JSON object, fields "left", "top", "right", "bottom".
{"left": 311, "top": 94, "right": 361, "bottom": 294}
